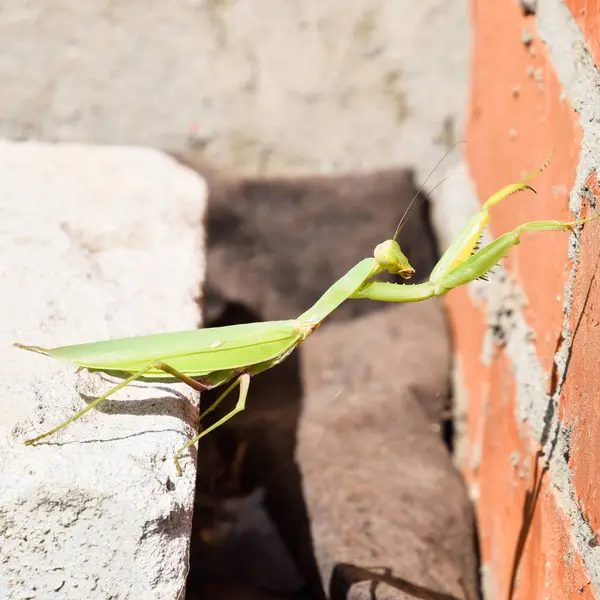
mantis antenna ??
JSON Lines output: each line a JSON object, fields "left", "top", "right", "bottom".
{"left": 392, "top": 140, "right": 466, "bottom": 242}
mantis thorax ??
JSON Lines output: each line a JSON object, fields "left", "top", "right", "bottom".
{"left": 374, "top": 239, "right": 415, "bottom": 279}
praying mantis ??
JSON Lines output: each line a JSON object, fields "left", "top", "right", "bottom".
{"left": 14, "top": 160, "right": 599, "bottom": 476}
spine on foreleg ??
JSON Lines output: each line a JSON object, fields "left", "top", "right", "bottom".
{"left": 430, "top": 210, "right": 491, "bottom": 281}
{"left": 434, "top": 231, "right": 520, "bottom": 292}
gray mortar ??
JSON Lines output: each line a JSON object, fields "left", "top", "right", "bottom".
{"left": 522, "top": 28, "right": 534, "bottom": 47}
{"left": 483, "top": 269, "right": 551, "bottom": 439}
{"left": 535, "top": 0, "right": 600, "bottom": 584}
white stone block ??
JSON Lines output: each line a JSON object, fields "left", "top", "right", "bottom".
{"left": 0, "top": 142, "right": 207, "bottom": 599}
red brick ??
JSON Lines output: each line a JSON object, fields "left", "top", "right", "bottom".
{"left": 447, "top": 0, "right": 600, "bottom": 595}
{"left": 453, "top": 351, "right": 595, "bottom": 600}
{"left": 468, "top": 0, "right": 581, "bottom": 374}
{"left": 559, "top": 173, "right": 600, "bottom": 539}
{"left": 445, "top": 286, "right": 488, "bottom": 481}
{"left": 515, "top": 478, "right": 595, "bottom": 600}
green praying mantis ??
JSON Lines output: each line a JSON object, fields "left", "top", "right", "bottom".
{"left": 15, "top": 160, "right": 599, "bottom": 475}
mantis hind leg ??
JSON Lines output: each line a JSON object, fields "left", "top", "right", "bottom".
{"left": 24, "top": 360, "right": 215, "bottom": 446}
{"left": 174, "top": 373, "right": 251, "bottom": 476}
{"left": 25, "top": 363, "right": 162, "bottom": 446}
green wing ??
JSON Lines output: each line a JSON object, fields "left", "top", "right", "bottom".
{"left": 38, "top": 320, "right": 302, "bottom": 376}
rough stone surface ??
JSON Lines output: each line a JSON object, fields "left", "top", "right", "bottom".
{"left": 0, "top": 142, "right": 207, "bottom": 599}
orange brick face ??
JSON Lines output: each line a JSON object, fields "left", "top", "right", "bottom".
{"left": 560, "top": 173, "right": 600, "bottom": 539}
{"left": 468, "top": 0, "right": 581, "bottom": 373}
{"left": 452, "top": 0, "right": 600, "bottom": 596}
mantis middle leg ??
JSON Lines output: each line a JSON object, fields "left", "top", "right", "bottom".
{"left": 174, "top": 373, "right": 251, "bottom": 475}
{"left": 173, "top": 351, "right": 296, "bottom": 474}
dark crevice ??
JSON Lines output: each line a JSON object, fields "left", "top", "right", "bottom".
{"left": 442, "top": 304, "right": 483, "bottom": 600}
{"left": 186, "top": 301, "right": 324, "bottom": 600}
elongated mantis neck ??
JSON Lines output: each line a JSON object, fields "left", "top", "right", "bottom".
{"left": 296, "top": 258, "right": 380, "bottom": 326}
{"left": 296, "top": 240, "right": 415, "bottom": 328}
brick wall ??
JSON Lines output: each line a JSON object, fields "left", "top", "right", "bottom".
{"left": 449, "top": 0, "right": 600, "bottom": 597}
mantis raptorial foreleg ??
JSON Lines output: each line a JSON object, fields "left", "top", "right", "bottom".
{"left": 352, "top": 158, "right": 591, "bottom": 303}
{"left": 428, "top": 160, "right": 548, "bottom": 280}
{"left": 174, "top": 373, "right": 250, "bottom": 475}
{"left": 353, "top": 218, "right": 585, "bottom": 302}
{"left": 435, "top": 219, "right": 578, "bottom": 290}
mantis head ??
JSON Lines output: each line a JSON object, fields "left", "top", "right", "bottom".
{"left": 374, "top": 239, "right": 415, "bottom": 279}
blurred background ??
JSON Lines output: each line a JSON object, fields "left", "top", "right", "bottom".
{"left": 0, "top": 1, "right": 469, "bottom": 179}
